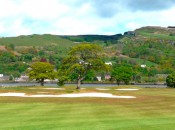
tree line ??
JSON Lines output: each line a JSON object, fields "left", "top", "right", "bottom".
{"left": 27, "top": 43, "right": 175, "bottom": 89}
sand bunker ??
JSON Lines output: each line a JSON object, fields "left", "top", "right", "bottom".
{"left": 96, "top": 88, "right": 110, "bottom": 90}
{"left": 0, "top": 92, "right": 136, "bottom": 98}
{"left": 116, "top": 89, "right": 139, "bottom": 91}
{"left": 29, "top": 88, "right": 65, "bottom": 90}
{"left": 54, "top": 93, "right": 135, "bottom": 98}
{"left": 37, "top": 92, "right": 49, "bottom": 94}
{"left": 0, "top": 93, "right": 25, "bottom": 97}
{"left": 42, "top": 88, "right": 65, "bottom": 90}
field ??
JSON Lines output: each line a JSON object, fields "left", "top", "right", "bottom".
{"left": 0, "top": 86, "right": 175, "bottom": 130}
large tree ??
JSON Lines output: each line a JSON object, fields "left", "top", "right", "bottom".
{"left": 166, "top": 71, "right": 175, "bottom": 88}
{"left": 112, "top": 66, "right": 133, "bottom": 85}
{"left": 28, "top": 62, "right": 55, "bottom": 86}
{"left": 58, "top": 44, "right": 109, "bottom": 89}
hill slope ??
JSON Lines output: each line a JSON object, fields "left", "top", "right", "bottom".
{"left": 135, "top": 26, "right": 175, "bottom": 40}
{"left": 0, "top": 34, "right": 75, "bottom": 46}
{"left": 117, "top": 26, "right": 175, "bottom": 72}
{"left": 0, "top": 26, "right": 175, "bottom": 78}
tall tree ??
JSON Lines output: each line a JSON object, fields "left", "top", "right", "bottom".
{"left": 28, "top": 62, "right": 55, "bottom": 86}
{"left": 58, "top": 44, "right": 109, "bottom": 89}
{"left": 112, "top": 66, "right": 133, "bottom": 85}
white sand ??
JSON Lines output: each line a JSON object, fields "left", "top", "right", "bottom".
{"left": 0, "top": 93, "right": 25, "bottom": 97}
{"left": 0, "top": 92, "right": 136, "bottom": 98}
{"left": 29, "top": 88, "right": 65, "bottom": 90}
{"left": 54, "top": 93, "right": 135, "bottom": 98}
{"left": 116, "top": 89, "right": 139, "bottom": 91}
{"left": 42, "top": 88, "right": 65, "bottom": 90}
{"left": 37, "top": 92, "right": 49, "bottom": 94}
{"left": 96, "top": 88, "right": 110, "bottom": 90}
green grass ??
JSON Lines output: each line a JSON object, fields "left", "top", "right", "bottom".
{"left": 138, "top": 31, "right": 175, "bottom": 40}
{"left": 130, "top": 58, "right": 158, "bottom": 67}
{"left": 0, "top": 86, "right": 175, "bottom": 130}
{"left": 0, "top": 34, "right": 75, "bottom": 46}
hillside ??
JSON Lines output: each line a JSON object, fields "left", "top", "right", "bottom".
{"left": 0, "top": 26, "right": 175, "bottom": 83}
{"left": 61, "top": 34, "right": 123, "bottom": 44}
{"left": 135, "top": 26, "right": 175, "bottom": 40}
{"left": 117, "top": 26, "right": 175, "bottom": 73}
{"left": 0, "top": 34, "right": 75, "bottom": 46}
{"left": 0, "top": 34, "right": 78, "bottom": 76}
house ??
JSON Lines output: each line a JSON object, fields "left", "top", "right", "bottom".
{"left": 79, "top": 60, "right": 91, "bottom": 65}
{"left": 105, "top": 62, "right": 112, "bottom": 65}
{"left": 15, "top": 75, "right": 29, "bottom": 82}
{"left": 105, "top": 74, "right": 111, "bottom": 80}
{"left": 0, "top": 76, "right": 10, "bottom": 81}
{"left": 96, "top": 74, "right": 111, "bottom": 81}
{"left": 141, "top": 64, "right": 146, "bottom": 68}
{"left": 96, "top": 76, "right": 102, "bottom": 81}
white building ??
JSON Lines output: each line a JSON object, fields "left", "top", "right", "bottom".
{"left": 105, "top": 62, "right": 112, "bottom": 65}
{"left": 141, "top": 65, "right": 146, "bottom": 68}
{"left": 96, "top": 76, "right": 102, "bottom": 81}
{"left": 0, "top": 74, "right": 3, "bottom": 77}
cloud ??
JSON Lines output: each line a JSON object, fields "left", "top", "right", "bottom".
{"left": 88, "top": 0, "right": 175, "bottom": 18}
{"left": 90, "top": 0, "right": 122, "bottom": 18}
{"left": 127, "top": 0, "right": 175, "bottom": 11}
{"left": 125, "top": 22, "right": 141, "bottom": 31}
{"left": 0, "top": 0, "right": 175, "bottom": 36}
{"left": 0, "top": 22, "right": 6, "bottom": 34}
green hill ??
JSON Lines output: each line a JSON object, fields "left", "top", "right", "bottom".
{"left": 116, "top": 26, "right": 175, "bottom": 73}
{"left": 135, "top": 26, "right": 175, "bottom": 40}
{"left": 0, "top": 26, "right": 175, "bottom": 79}
{"left": 61, "top": 34, "right": 123, "bottom": 43}
{"left": 0, "top": 34, "right": 75, "bottom": 46}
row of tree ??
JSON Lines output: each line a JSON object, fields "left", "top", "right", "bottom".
{"left": 27, "top": 43, "right": 175, "bottom": 89}
{"left": 28, "top": 44, "right": 134, "bottom": 89}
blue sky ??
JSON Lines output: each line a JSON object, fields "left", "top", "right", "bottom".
{"left": 1, "top": 0, "right": 175, "bottom": 37}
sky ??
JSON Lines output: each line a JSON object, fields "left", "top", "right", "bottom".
{"left": 1, "top": 0, "right": 175, "bottom": 37}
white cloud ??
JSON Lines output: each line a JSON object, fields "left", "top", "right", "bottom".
{"left": 0, "top": 0, "right": 19, "bottom": 18}
{"left": 0, "top": 22, "right": 5, "bottom": 34}
{"left": 75, "top": 3, "right": 95, "bottom": 18}
{"left": 11, "top": 19, "right": 32, "bottom": 36}
{"left": 0, "top": 0, "right": 175, "bottom": 36}
{"left": 20, "top": 0, "right": 70, "bottom": 20}
{"left": 0, "top": 0, "right": 70, "bottom": 20}
{"left": 125, "top": 22, "right": 141, "bottom": 31}
{"left": 158, "top": 7, "right": 175, "bottom": 25}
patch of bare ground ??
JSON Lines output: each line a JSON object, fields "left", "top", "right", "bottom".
{"left": 0, "top": 46, "right": 7, "bottom": 51}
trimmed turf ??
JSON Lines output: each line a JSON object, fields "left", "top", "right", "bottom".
{"left": 0, "top": 86, "right": 175, "bottom": 130}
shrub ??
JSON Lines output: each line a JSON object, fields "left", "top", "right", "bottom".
{"left": 166, "top": 72, "right": 175, "bottom": 88}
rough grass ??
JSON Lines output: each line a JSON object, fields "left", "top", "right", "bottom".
{"left": 0, "top": 34, "right": 75, "bottom": 46}
{"left": 138, "top": 31, "right": 175, "bottom": 40}
{"left": 130, "top": 58, "right": 157, "bottom": 67}
{"left": 0, "top": 86, "right": 175, "bottom": 130}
